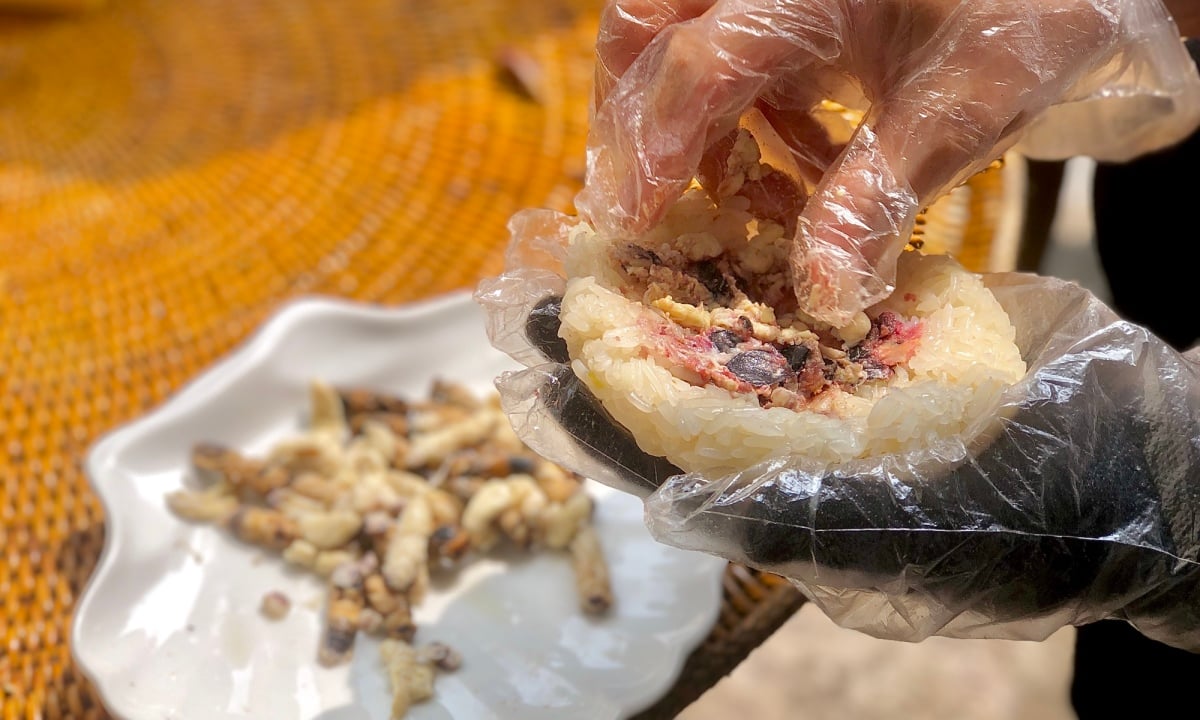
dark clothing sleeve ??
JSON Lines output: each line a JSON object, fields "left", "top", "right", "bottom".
{"left": 1071, "top": 38, "right": 1200, "bottom": 716}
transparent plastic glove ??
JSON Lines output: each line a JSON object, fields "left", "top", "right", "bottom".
{"left": 476, "top": 266, "right": 1200, "bottom": 650}
{"left": 579, "top": 0, "right": 1200, "bottom": 327}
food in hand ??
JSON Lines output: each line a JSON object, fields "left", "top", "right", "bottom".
{"left": 557, "top": 131, "right": 1026, "bottom": 476}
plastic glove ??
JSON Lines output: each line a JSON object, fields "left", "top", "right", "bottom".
{"left": 579, "top": 0, "right": 1200, "bottom": 327}
{"left": 476, "top": 266, "right": 1200, "bottom": 651}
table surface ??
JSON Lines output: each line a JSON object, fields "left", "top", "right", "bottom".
{"left": 0, "top": 1, "right": 1013, "bottom": 717}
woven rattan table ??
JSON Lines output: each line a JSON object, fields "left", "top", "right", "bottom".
{"left": 0, "top": 1, "right": 1017, "bottom": 717}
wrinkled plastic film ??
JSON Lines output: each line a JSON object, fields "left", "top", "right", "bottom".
{"left": 1018, "top": 2, "right": 1200, "bottom": 162}
{"left": 475, "top": 0, "right": 1200, "bottom": 650}
{"left": 494, "top": 364, "right": 683, "bottom": 499}
{"left": 790, "top": 125, "right": 916, "bottom": 328}
{"left": 582, "top": 0, "right": 1200, "bottom": 326}
{"left": 474, "top": 209, "right": 577, "bottom": 367}
{"left": 476, "top": 197, "right": 1200, "bottom": 649}
{"left": 475, "top": 267, "right": 563, "bottom": 368}
{"left": 642, "top": 273, "right": 1200, "bottom": 650}
{"left": 474, "top": 210, "right": 685, "bottom": 499}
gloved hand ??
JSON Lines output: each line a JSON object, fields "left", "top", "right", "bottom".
{"left": 476, "top": 270, "right": 1200, "bottom": 650}
{"left": 579, "top": 0, "right": 1200, "bottom": 327}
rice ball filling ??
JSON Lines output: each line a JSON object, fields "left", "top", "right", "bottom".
{"left": 559, "top": 185, "right": 1026, "bottom": 475}
{"left": 600, "top": 209, "right": 925, "bottom": 411}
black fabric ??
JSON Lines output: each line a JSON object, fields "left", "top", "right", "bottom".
{"left": 1071, "top": 37, "right": 1200, "bottom": 719}
{"left": 1019, "top": 159, "right": 1068, "bottom": 273}
{"left": 1093, "top": 128, "right": 1200, "bottom": 353}
{"left": 523, "top": 295, "right": 684, "bottom": 497}
{"left": 1091, "top": 37, "right": 1200, "bottom": 352}
{"left": 1071, "top": 619, "right": 1199, "bottom": 717}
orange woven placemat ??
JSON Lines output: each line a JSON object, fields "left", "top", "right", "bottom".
{"left": 0, "top": 0, "right": 597, "bottom": 715}
{"left": 0, "top": 1, "right": 1016, "bottom": 717}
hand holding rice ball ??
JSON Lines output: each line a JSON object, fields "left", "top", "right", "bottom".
{"left": 476, "top": 0, "right": 1200, "bottom": 652}
{"left": 581, "top": 0, "right": 1200, "bottom": 327}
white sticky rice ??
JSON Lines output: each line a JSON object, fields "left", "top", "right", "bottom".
{"left": 558, "top": 190, "right": 1026, "bottom": 476}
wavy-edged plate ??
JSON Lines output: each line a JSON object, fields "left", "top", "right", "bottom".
{"left": 72, "top": 292, "right": 725, "bottom": 720}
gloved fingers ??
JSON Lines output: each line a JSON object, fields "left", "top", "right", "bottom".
{"left": 786, "top": 84, "right": 1018, "bottom": 327}
{"left": 640, "top": 412, "right": 1178, "bottom": 635}
{"left": 473, "top": 208, "right": 580, "bottom": 367}
{"left": 593, "top": 0, "right": 716, "bottom": 112}
{"left": 577, "top": 0, "right": 839, "bottom": 236}
{"left": 694, "top": 111, "right": 811, "bottom": 235}
{"left": 788, "top": 6, "right": 1115, "bottom": 328}
{"left": 641, "top": 456, "right": 1112, "bottom": 621}
{"left": 495, "top": 296, "right": 684, "bottom": 497}
{"left": 789, "top": 122, "right": 918, "bottom": 327}
{"left": 497, "top": 362, "right": 683, "bottom": 498}
{"left": 881, "top": 0, "right": 1120, "bottom": 197}
{"left": 637, "top": 268, "right": 1200, "bottom": 638}
{"left": 754, "top": 100, "right": 844, "bottom": 188}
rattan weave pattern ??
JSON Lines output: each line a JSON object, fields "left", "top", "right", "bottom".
{"left": 0, "top": 1, "right": 1012, "bottom": 717}
{"left": 1, "top": 1, "right": 595, "bottom": 716}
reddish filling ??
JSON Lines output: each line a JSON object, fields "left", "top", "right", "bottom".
{"left": 848, "top": 311, "right": 923, "bottom": 378}
{"left": 645, "top": 311, "right": 923, "bottom": 410}
{"left": 610, "top": 237, "right": 924, "bottom": 410}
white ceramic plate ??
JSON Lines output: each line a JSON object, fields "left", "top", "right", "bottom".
{"left": 72, "top": 292, "right": 726, "bottom": 720}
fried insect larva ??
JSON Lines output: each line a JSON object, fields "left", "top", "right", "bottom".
{"left": 226, "top": 507, "right": 298, "bottom": 550}
{"left": 425, "top": 488, "right": 463, "bottom": 525}
{"left": 532, "top": 460, "right": 580, "bottom": 504}
{"left": 358, "top": 418, "right": 403, "bottom": 465}
{"left": 380, "top": 640, "right": 436, "bottom": 720}
{"left": 281, "top": 539, "right": 319, "bottom": 569}
{"left": 308, "top": 379, "right": 348, "bottom": 438}
{"left": 266, "top": 487, "right": 327, "bottom": 520}
{"left": 364, "top": 573, "right": 416, "bottom": 641}
{"left": 463, "top": 475, "right": 547, "bottom": 551}
{"left": 498, "top": 506, "right": 532, "bottom": 548}
{"left": 383, "top": 532, "right": 430, "bottom": 597}
{"left": 313, "top": 549, "right": 359, "bottom": 578}
{"left": 382, "top": 494, "right": 434, "bottom": 598}
{"left": 191, "top": 443, "right": 290, "bottom": 497}
{"left": 297, "top": 509, "right": 363, "bottom": 550}
{"left": 260, "top": 591, "right": 292, "bottom": 620}
{"left": 384, "top": 469, "right": 433, "bottom": 499}
{"left": 569, "top": 526, "right": 614, "bottom": 615}
{"left": 460, "top": 481, "right": 513, "bottom": 551}
{"left": 540, "top": 491, "right": 593, "bottom": 550}
{"left": 341, "top": 435, "right": 391, "bottom": 478}
{"left": 395, "top": 490, "right": 434, "bottom": 535}
{"left": 268, "top": 433, "right": 344, "bottom": 477}
{"left": 288, "top": 472, "right": 344, "bottom": 507}
{"left": 319, "top": 574, "right": 364, "bottom": 666}
{"left": 349, "top": 470, "right": 403, "bottom": 515}
{"left": 165, "top": 484, "right": 238, "bottom": 523}
{"left": 404, "top": 411, "right": 500, "bottom": 469}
